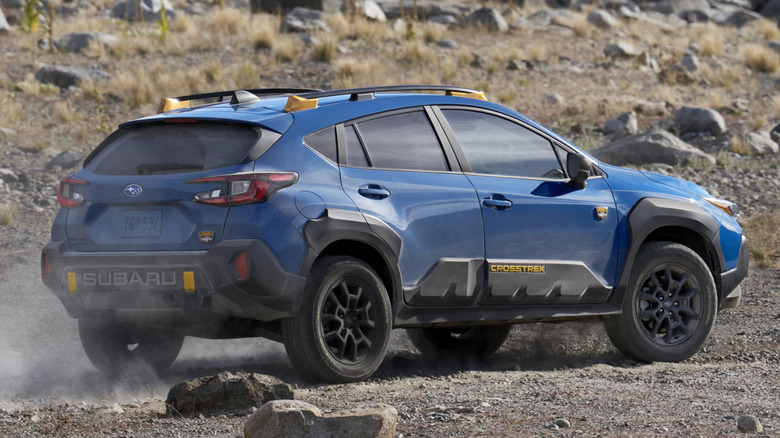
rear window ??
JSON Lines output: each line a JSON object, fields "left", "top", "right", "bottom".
{"left": 85, "top": 123, "right": 263, "bottom": 175}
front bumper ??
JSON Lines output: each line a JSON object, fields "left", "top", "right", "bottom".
{"left": 41, "top": 239, "right": 306, "bottom": 321}
{"left": 719, "top": 235, "right": 749, "bottom": 310}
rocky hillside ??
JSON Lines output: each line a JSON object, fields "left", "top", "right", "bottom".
{"left": 1, "top": 0, "right": 779, "bottom": 437}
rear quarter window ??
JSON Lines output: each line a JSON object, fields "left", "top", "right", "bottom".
{"left": 84, "top": 122, "right": 266, "bottom": 175}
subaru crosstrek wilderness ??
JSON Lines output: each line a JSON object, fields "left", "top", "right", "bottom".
{"left": 42, "top": 86, "right": 748, "bottom": 382}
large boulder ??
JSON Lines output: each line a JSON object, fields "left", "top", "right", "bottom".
{"left": 375, "top": 1, "right": 470, "bottom": 20}
{"left": 54, "top": 32, "right": 118, "bottom": 53}
{"left": 252, "top": 0, "right": 341, "bottom": 14}
{"left": 347, "top": 1, "right": 386, "bottom": 22}
{"left": 743, "top": 131, "right": 779, "bottom": 154}
{"left": 244, "top": 400, "right": 397, "bottom": 438}
{"left": 35, "top": 65, "right": 110, "bottom": 88}
{"left": 604, "top": 111, "right": 638, "bottom": 140}
{"left": 466, "top": 7, "right": 509, "bottom": 32}
{"left": 674, "top": 106, "right": 727, "bottom": 136}
{"left": 281, "top": 7, "right": 331, "bottom": 33}
{"left": 166, "top": 372, "right": 294, "bottom": 417}
{"left": 591, "top": 129, "right": 716, "bottom": 166}
{"left": 111, "top": 0, "right": 176, "bottom": 22}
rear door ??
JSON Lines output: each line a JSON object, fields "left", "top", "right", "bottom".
{"left": 337, "top": 108, "right": 485, "bottom": 307}
{"left": 436, "top": 107, "right": 619, "bottom": 306}
{"left": 65, "top": 122, "right": 267, "bottom": 252}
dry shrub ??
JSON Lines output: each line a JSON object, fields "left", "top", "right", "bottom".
{"left": 741, "top": 43, "right": 780, "bottom": 72}
{"left": 334, "top": 57, "right": 370, "bottom": 79}
{"left": 526, "top": 42, "right": 549, "bottom": 62}
{"left": 274, "top": 35, "right": 304, "bottom": 63}
{"left": 698, "top": 33, "right": 723, "bottom": 57}
{"left": 0, "top": 204, "right": 18, "bottom": 226}
{"left": 559, "top": 13, "right": 591, "bottom": 38}
{"left": 422, "top": 22, "right": 447, "bottom": 43}
{"left": 699, "top": 63, "right": 742, "bottom": 91}
{"left": 310, "top": 34, "right": 338, "bottom": 62}
{"left": 203, "top": 8, "right": 247, "bottom": 38}
{"left": 231, "top": 61, "right": 259, "bottom": 89}
{"left": 397, "top": 40, "right": 436, "bottom": 67}
{"left": 742, "top": 214, "right": 780, "bottom": 268}
{"left": 250, "top": 14, "right": 277, "bottom": 50}
{"left": 200, "top": 60, "right": 224, "bottom": 86}
{"left": 54, "top": 101, "right": 75, "bottom": 123}
{"left": 0, "top": 94, "right": 22, "bottom": 126}
{"left": 751, "top": 19, "right": 780, "bottom": 41}
{"left": 750, "top": 113, "right": 769, "bottom": 131}
{"left": 327, "top": 14, "right": 390, "bottom": 46}
{"left": 110, "top": 60, "right": 209, "bottom": 109}
{"left": 730, "top": 134, "right": 753, "bottom": 156}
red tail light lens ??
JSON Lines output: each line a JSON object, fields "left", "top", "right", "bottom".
{"left": 57, "top": 176, "right": 88, "bottom": 208}
{"left": 188, "top": 172, "right": 298, "bottom": 206}
{"left": 42, "top": 253, "right": 50, "bottom": 280}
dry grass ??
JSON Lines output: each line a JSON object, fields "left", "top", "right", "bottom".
{"left": 310, "top": 34, "right": 339, "bottom": 62}
{"left": 54, "top": 101, "right": 75, "bottom": 123}
{"left": 741, "top": 43, "right": 780, "bottom": 73}
{"left": 273, "top": 35, "right": 304, "bottom": 63}
{"left": 422, "top": 22, "right": 448, "bottom": 44}
{"left": 0, "top": 204, "right": 18, "bottom": 226}
{"left": 396, "top": 40, "right": 437, "bottom": 68}
{"left": 750, "top": 19, "right": 780, "bottom": 41}
{"left": 742, "top": 214, "right": 780, "bottom": 268}
{"left": 699, "top": 64, "right": 742, "bottom": 91}
{"left": 750, "top": 113, "right": 769, "bottom": 131}
{"left": 730, "top": 134, "right": 753, "bottom": 156}
{"left": 0, "top": 94, "right": 23, "bottom": 127}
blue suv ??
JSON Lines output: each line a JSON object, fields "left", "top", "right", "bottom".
{"left": 41, "top": 86, "right": 748, "bottom": 382}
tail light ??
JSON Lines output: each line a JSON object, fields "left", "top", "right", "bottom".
{"left": 42, "top": 253, "right": 50, "bottom": 280}
{"left": 57, "top": 176, "right": 88, "bottom": 208}
{"left": 188, "top": 172, "right": 298, "bottom": 206}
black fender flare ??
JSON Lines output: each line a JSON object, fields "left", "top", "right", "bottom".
{"left": 608, "top": 197, "right": 722, "bottom": 308}
{"left": 300, "top": 208, "right": 403, "bottom": 303}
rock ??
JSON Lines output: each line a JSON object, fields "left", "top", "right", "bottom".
{"left": 111, "top": 0, "right": 176, "bottom": 22}
{"left": 674, "top": 106, "right": 727, "bottom": 136}
{"left": 436, "top": 39, "right": 458, "bottom": 49}
{"left": 244, "top": 400, "right": 397, "bottom": 438}
{"left": 346, "top": 1, "right": 386, "bottom": 22}
{"left": 430, "top": 14, "right": 456, "bottom": 25}
{"left": 507, "top": 59, "right": 532, "bottom": 70}
{"left": 723, "top": 9, "right": 762, "bottom": 26}
{"left": 281, "top": 7, "right": 331, "bottom": 33}
{"left": 660, "top": 64, "right": 696, "bottom": 85}
{"left": 770, "top": 124, "right": 780, "bottom": 143}
{"left": 375, "top": 1, "right": 468, "bottom": 21}
{"left": 604, "top": 42, "right": 642, "bottom": 58}
{"left": 252, "top": 0, "right": 341, "bottom": 15}
{"left": 673, "top": 0, "right": 712, "bottom": 22}
{"left": 736, "top": 415, "right": 763, "bottom": 433}
{"left": 0, "top": 169, "right": 19, "bottom": 183}
{"left": 469, "top": 54, "right": 485, "bottom": 68}
{"left": 761, "top": 0, "right": 780, "bottom": 20}
{"left": 54, "top": 32, "right": 118, "bottom": 53}
{"left": 744, "top": 131, "right": 779, "bottom": 154}
{"left": 604, "top": 111, "right": 638, "bottom": 140}
{"left": 0, "top": 127, "right": 17, "bottom": 142}
{"left": 527, "top": 9, "right": 574, "bottom": 26}
{"left": 544, "top": 92, "right": 564, "bottom": 105}
{"left": 591, "top": 129, "right": 716, "bottom": 166}
{"left": 554, "top": 418, "right": 572, "bottom": 428}
{"left": 45, "top": 151, "right": 84, "bottom": 170}
{"left": 0, "top": 8, "right": 9, "bottom": 33}
{"left": 166, "top": 372, "right": 294, "bottom": 417}
{"left": 587, "top": 9, "right": 617, "bottom": 29}
{"left": 680, "top": 53, "right": 700, "bottom": 72}
{"left": 466, "top": 7, "right": 509, "bottom": 32}
{"left": 35, "top": 65, "right": 110, "bottom": 88}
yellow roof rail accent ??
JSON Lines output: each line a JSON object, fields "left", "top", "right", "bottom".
{"left": 157, "top": 98, "right": 191, "bottom": 114}
{"left": 284, "top": 95, "right": 319, "bottom": 112}
{"left": 446, "top": 90, "right": 488, "bottom": 101}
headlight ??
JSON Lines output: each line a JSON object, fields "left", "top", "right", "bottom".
{"left": 704, "top": 197, "right": 740, "bottom": 218}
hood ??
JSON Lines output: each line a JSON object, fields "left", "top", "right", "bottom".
{"left": 640, "top": 171, "right": 711, "bottom": 198}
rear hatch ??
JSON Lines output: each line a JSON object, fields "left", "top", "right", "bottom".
{"left": 63, "top": 121, "right": 277, "bottom": 252}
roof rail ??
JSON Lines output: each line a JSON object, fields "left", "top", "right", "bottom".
{"left": 294, "top": 85, "right": 485, "bottom": 101}
{"left": 157, "top": 88, "right": 322, "bottom": 113}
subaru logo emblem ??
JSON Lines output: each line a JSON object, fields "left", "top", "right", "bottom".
{"left": 124, "top": 184, "right": 143, "bottom": 197}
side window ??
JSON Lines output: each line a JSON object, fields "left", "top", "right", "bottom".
{"left": 354, "top": 111, "right": 449, "bottom": 172}
{"left": 304, "top": 126, "right": 337, "bottom": 163}
{"left": 442, "top": 109, "right": 565, "bottom": 179}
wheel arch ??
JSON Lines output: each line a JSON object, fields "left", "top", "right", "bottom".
{"left": 301, "top": 209, "right": 402, "bottom": 305}
{"left": 611, "top": 197, "right": 724, "bottom": 308}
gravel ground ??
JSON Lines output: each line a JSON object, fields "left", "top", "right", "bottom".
{"left": 0, "top": 154, "right": 778, "bottom": 437}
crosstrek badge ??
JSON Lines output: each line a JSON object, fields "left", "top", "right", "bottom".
{"left": 596, "top": 207, "right": 608, "bottom": 220}
{"left": 199, "top": 231, "right": 215, "bottom": 243}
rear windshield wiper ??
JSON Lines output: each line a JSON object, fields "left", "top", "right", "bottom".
{"left": 136, "top": 163, "right": 204, "bottom": 174}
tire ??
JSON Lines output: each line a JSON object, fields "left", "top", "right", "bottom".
{"left": 281, "top": 256, "right": 392, "bottom": 383}
{"left": 78, "top": 317, "right": 184, "bottom": 380}
{"left": 406, "top": 324, "right": 512, "bottom": 359}
{"left": 604, "top": 241, "right": 717, "bottom": 363}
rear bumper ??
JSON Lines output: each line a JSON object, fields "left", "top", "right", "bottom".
{"left": 719, "top": 235, "right": 749, "bottom": 310}
{"left": 41, "top": 240, "right": 306, "bottom": 321}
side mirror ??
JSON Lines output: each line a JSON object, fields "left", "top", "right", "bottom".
{"left": 567, "top": 153, "right": 592, "bottom": 190}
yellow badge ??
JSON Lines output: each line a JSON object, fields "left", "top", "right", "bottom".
{"left": 199, "top": 231, "right": 215, "bottom": 243}
{"left": 595, "top": 207, "right": 608, "bottom": 220}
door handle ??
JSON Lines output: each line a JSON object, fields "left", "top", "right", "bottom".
{"left": 482, "top": 195, "right": 513, "bottom": 210}
{"left": 358, "top": 185, "right": 390, "bottom": 199}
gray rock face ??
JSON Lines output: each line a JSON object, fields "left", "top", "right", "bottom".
{"left": 680, "top": 53, "right": 700, "bottom": 72}
{"left": 166, "top": 372, "right": 294, "bottom": 417}
{"left": 54, "top": 32, "right": 118, "bottom": 53}
{"left": 466, "top": 7, "right": 509, "bottom": 32}
{"left": 674, "top": 106, "right": 727, "bottom": 135}
{"left": 604, "top": 111, "right": 638, "bottom": 139}
{"left": 345, "top": 1, "right": 386, "bottom": 22}
{"left": 281, "top": 7, "right": 331, "bottom": 33}
{"left": 0, "top": 8, "right": 9, "bottom": 33}
{"left": 375, "top": 1, "right": 470, "bottom": 20}
{"left": 673, "top": 0, "right": 712, "bottom": 22}
{"left": 591, "top": 129, "right": 716, "bottom": 166}
{"left": 744, "top": 131, "right": 779, "bottom": 154}
{"left": 604, "top": 42, "right": 641, "bottom": 58}
{"left": 244, "top": 400, "right": 397, "bottom": 438}
{"left": 46, "top": 151, "right": 84, "bottom": 170}
{"left": 35, "top": 65, "right": 110, "bottom": 88}
{"left": 252, "top": 0, "right": 341, "bottom": 14}
{"left": 761, "top": 0, "right": 780, "bottom": 20}
{"left": 587, "top": 9, "right": 618, "bottom": 28}
{"left": 736, "top": 415, "right": 763, "bottom": 433}
{"left": 111, "top": 0, "right": 176, "bottom": 22}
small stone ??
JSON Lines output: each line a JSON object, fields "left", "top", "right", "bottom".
{"left": 46, "top": 151, "right": 84, "bottom": 170}
{"left": 587, "top": 10, "right": 617, "bottom": 29}
{"left": 544, "top": 93, "right": 564, "bottom": 105}
{"left": 736, "top": 415, "right": 762, "bottom": 433}
{"left": 554, "top": 418, "right": 572, "bottom": 429}
{"left": 436, "top": 39, "right": 458, "bottom": 49}
{"left": 604, "top": 42, "right": 642, "bottom": 58}
{"left": 0, "top": 169, "right": 19, "bottom": 183}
